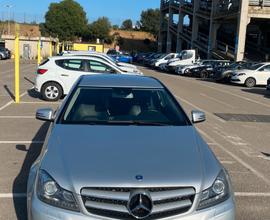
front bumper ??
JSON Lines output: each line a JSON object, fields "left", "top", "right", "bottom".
{"left": 30, "top": 192, "right": 235, "bottom": 220}
{"left": 231, "top": 76, "right": 243, "bottom": 84}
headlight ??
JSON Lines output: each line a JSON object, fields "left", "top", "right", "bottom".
{"left": 197, "top": 169, "right": 231, "bottom": 210}
{"left": 37, "top": 170, "right": 79, "bottom": 212}
{"left": 237, "top": 73, "right": 246, "bottom": 76}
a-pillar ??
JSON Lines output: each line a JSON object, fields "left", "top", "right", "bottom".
{"left": 235, "top": 0, "right": 250, "bottom": 61}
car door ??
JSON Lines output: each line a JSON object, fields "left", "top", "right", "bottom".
{"left": 85, "top": 59, "right": 119, "bottom": 75}
{"left": 257, "top": 65, "right": 270, "bottom": 85}
{"left": 56, "top": 59, "right": 86, "bottom": 92}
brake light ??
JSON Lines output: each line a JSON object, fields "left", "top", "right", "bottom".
{"left": 37, "top": 69, "right": 48, "bottom": 74}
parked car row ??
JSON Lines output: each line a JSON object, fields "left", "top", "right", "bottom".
{"left": 35, "top": 51, "right": 143, "bottom": 101}
{"left": 137, "top": 50, "right": 270, "bottom": 89}
{"left": 0, "top": 47, "right": 11, "bottom": 60}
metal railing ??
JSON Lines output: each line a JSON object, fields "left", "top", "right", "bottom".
{"left": 197, "top": 32, "right": 209, "bottom": 48}
{"left": 161, "top": 0, "right": 180, "bottom": 8}
{"left": 214, "top": 0, "right": 239, "bottom": 15}
{"left": 199, "top": 0, "right": 213, "bottom": 12}
{"left": 249, "top": 0, "right": 270, "bottom": 6}
{"left": 216, "top": 40, "right": 235, "bottom": 56}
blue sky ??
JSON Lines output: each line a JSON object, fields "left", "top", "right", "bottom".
{"left": 0, "top": 0, "right": 160, "bottom": 25}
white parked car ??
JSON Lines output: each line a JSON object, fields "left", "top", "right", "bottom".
{"left": 166, "top": 50, "right": 197, "bottom": 72}
{"left": 35, "top": 56, "right": 141, "bottom": 101}
{"left": 152, "top": 53, "right": 180, "bottom": 68}
{"left": 231, "top": 63, "right": 270, "bottom": 87}
{"left": 62, "top": 51, "right": 142, "bottom": 74}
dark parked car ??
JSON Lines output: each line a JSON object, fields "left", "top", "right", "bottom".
{"left": 0, "top": 47, "right": 11, "bottom": 60}
{"left": 267, "top": 77, "right": 270, "bottom": 91}
{"left": 189, "top": 60, "right": 232, "bottom": 78}
{"left": 214, "top": 62, "right": 254, "bottom": 83}
{"left": 107, "top": 49, "right": 133, "bottom": 63}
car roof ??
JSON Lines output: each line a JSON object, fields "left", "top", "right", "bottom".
{"left": 49, "top": 55, "right": 108, "bottom": 61}
{"left": 78, "top": 74, "right": 164, "bottom": 89}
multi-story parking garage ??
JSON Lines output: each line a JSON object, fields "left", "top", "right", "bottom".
{"left": 159, "top": 0, "right": 270, "bottom": 61}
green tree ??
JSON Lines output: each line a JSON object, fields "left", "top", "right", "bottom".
{"left": 121, "top": 19, "right": 133, "bottom": 30}
{"left": 87, "top": 17, "right": 112, "bottom": 43}
{"left": 41, "top": 0, "right": 88, "bottom": 41}
{"left": 140, "top": 8, "right": 160, "bottom": 39}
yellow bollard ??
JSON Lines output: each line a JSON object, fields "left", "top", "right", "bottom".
{"left": 37, "top": 39, "right": 41, "bottom": 65}
{"left": 49, "top": 40, "right": 52, "bottom": 57}
{"left": 14, "top": 24, "right": 20, "bottom": 103}
{"left": 56, "top": 42, "right": 60, "bottom": 55}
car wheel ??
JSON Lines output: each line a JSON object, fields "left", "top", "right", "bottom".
{"left": 200, "top": 70, "right": 208, "bottom": 79}
{"left": 0, "top": 54, "right": 3, "bottom": 60}
{"left": 41, "top": 82, "right": 63, "bottom": 101}
{"left": 245, "top": 77, "right": 256, "bottom": 88}
{"left": 184, "top": 69, "right": 191, "bottom": 76}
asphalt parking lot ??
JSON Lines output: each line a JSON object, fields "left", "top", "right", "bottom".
{"left": 1, "top": 60, "right": 270, "bottom": 220}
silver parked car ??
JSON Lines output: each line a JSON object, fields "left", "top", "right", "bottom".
{"left": 27, "top": 74, "right": 235, "bottom": 220}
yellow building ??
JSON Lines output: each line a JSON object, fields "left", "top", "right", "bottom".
{"left": 73, "top": 43, "right": 104, "bottom": 53}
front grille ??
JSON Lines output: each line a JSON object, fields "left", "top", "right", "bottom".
{"left": 81, "top": 187, "right": 196, "bottom": 220}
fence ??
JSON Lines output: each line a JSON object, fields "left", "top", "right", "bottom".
{"left": 0, "top": 11, "right": 44, "bottom": 24}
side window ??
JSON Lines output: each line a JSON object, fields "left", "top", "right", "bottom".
{"left": 165, "top": 55, "right": 174, "bottom": 60}
{"left": 260, "top": 65, "right": 270, "bottom": 72}
{"left": 56, "top": 59, "right": 84, "bottom": 71}
{"left": 88, "top": 60, "right": 117, "bottom": 74}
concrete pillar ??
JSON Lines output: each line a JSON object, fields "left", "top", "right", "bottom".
{"left": 207, "top": 0, "right": 215, "bottom": 59}
{"left": 191, "top": 0, "right": 200, "bottom": 48}
{"left": 176, "top": 3, "right": 184, "bottom": 53}
{"left": 158, "top": 0, "right": 164, "bottom": 52}
{"left": 235, "top": 0, "right": 250, "bottom": 61}
{"left": 166, "top": 1, "right": 173, "bottom": 53}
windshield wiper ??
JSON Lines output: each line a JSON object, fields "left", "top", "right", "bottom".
{"left": 105, "top": 120, "right": 173, "bottom": 126}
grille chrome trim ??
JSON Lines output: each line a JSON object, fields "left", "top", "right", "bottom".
{"left": 85, "top": 200, "right": 129, "bottom": 213}
{"left": 152, "top": 199, "right": 192, "bottom": 214}
{"left": 81, "top": 187, "right": 195, "bottom": 219}
{"left": 151, "top": 188, "right": 195, "bottom": 201}
{"left": 81, "top": 189, "right": 130, "bottom": 201}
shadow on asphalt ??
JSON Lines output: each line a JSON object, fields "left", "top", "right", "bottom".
{"left": 241, "top": 88, "right": 270, "bottom": 98}
{"left": 13, "top": 122, "right": 50, "bottom": 220}
{"left": 27, "top": 88, "right": 42, "bottom": 100}
{"left": 4, "top": 85, "right": 15, "bottom": 101}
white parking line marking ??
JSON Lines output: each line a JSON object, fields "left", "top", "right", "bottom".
{"left": 0, "top": 91, "right": 28, "bottom": 111}
{"left": 20, "top": 101, "right": 61, "bottom": 104}
{"left": 175, "top": 95, "right": 226, "bottom": 123}
{"left": 168, "top": 74, "right": 270, "bottom": 108}
{"left": 0, "top": 116, "right": 35, "bottom": 119}
{"left": 197, "top": 128, "right": 270, "bottom": 186}
{"left": 0, "top": 141, "right": 44, "bottom": 144}
{"left": 0, "top": 193, "right": 26, "bottom": 198}
{"left": 200, "top": 93, "right": 235, "bottom": 109}
{"left": 235, "top": 192, "right": 270, "bottom": 197}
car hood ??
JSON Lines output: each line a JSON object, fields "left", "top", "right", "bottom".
{"left": 117, "top": 62, "right": 136, "bottom": 69}
{"left": 233, "top": 69, "right": 254, "bottom": 75}
{"left": 41, "top": 125, "right": 220, "bottom": 194}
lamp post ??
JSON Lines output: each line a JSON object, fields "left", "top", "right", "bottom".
{"left": 4, "top": 4, "right": 13, "bottom": 35}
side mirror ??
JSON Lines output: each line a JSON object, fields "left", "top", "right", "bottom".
{"left": 36, "top": 108, "right": 54, "bottom": 122}
{"left": 191, "top": 110, "right": 206, "bottom": 123}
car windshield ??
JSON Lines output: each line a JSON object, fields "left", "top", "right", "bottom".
{"left": 247, "top": 63, "right": 264, "bottom": 70}
{"left": 59, "top": 87, "right": 190, "bottom": 126}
